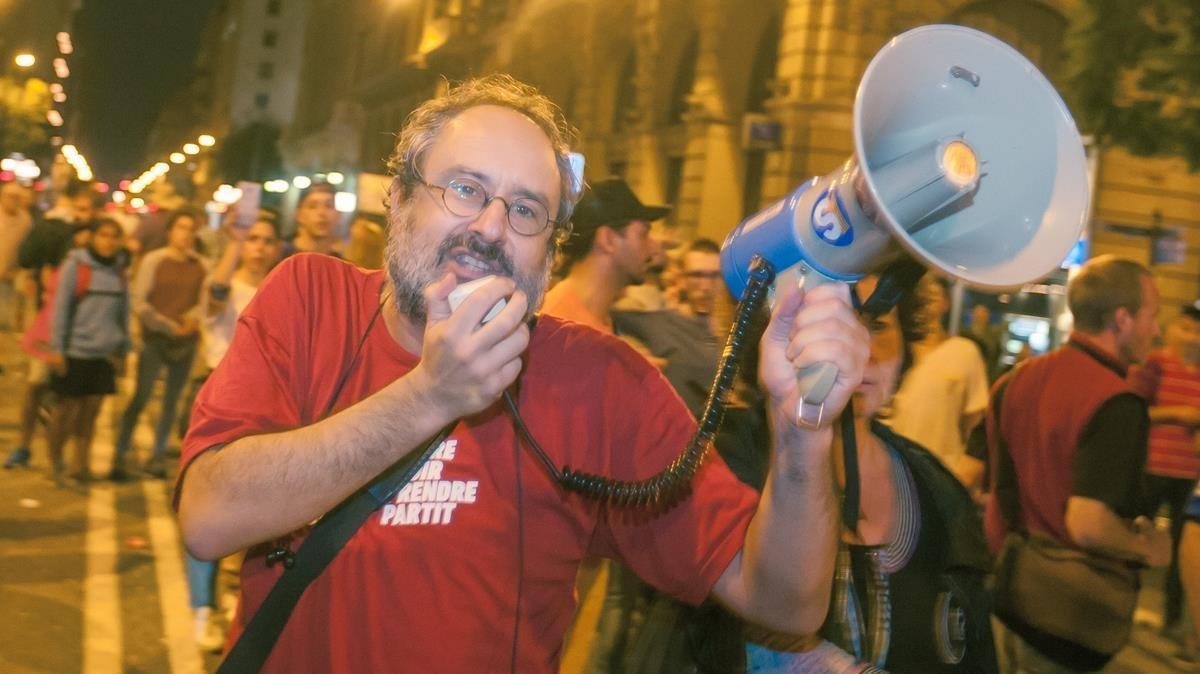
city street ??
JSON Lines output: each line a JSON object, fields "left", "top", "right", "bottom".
{"left": 0, "top": 328, "right": 1196, "bottom": 673}
{"left": 0, "top": 332, "right": 222, "bottom": 674}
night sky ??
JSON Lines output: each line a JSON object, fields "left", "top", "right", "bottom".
{"left": 74, "top": 0, "right": 217, "bottom": 182}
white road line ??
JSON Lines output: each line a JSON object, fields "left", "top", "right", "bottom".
{"left": 83, "top": 483, "right": 122, "bottom": 674}
{"left": 143, "top": 480, "right": 204, "bottom": 674}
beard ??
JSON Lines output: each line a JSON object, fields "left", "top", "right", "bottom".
{"left": 385, "top": 199, "right": 553, "bottom": 325}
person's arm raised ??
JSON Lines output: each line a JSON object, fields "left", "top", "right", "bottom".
{"left": 712, "top": 283, "right": 869, "bottom": 635}
{"left": 178, "top": 274, "right": 530, "bottom": 560}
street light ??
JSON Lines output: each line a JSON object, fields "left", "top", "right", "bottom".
{"left": 53, "top": 57, "right": 69, "bottom": 79}
{"left": 327, "top": 171, "right": 345, "bottom": 186}
{"left": 14, "top": 53, "right": 35, "bottom": 69}
{"left": 170, "top": 152, "right": 186, "bottom": 164}
{"left": 292, "top": 176, "right": 312, "bottom": 189}
{"left": 183, "top": 143, "right": 200, "bottom": 155}
{"left": 198, "top": 134, "right": 216, "bottom": 147}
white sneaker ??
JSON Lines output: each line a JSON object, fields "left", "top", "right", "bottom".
{"left": 193, "top": 607, "right": 224, "bottom": 653}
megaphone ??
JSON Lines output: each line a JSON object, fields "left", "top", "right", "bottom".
{"left": 721, "top": 24, "right": 1089, "bottom": 416}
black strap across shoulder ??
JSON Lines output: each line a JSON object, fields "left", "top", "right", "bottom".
{"left": 216, "top": 424, "right": 452, "bottom": 673}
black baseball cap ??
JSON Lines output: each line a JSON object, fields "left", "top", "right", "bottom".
{"left": 562, "top": 178, "right": 670, "bottom": 261}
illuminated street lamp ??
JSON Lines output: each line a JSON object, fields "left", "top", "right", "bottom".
{"left": 14, "top": 53, "right": 36, "bottom": 69}
{"left": 183, "top": 143, "right": 200, "bottom": 155}
{"left": 47, "top": 110, "right": 63, "bottom": 127}
{"left": 170, "top": 152, "right": 186, "bottom": 164}
{"left": 292, "top": 176, "right": 311, "bottom": 189}
{"left": 53, "top": 57, "right": 69, "bottom": 79}
{"left": 198, "top": 134, "right": 216, "bottom": 147}
{"left": 327, "top": 171, "right": 345, "bottom": 186}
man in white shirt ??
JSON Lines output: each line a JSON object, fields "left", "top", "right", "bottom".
{"left": 886, "top": 276, "right": 989, "bottom": 485}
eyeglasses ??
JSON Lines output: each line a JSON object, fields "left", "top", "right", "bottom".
{"left": 420, "top": 176, "right": 555, "bottom": 237}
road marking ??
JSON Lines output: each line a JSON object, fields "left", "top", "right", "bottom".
{"left": 83, "top": 483, "right": 122, "bottom": 674}
{"left": 143, "top": 480, "right": 204, "bottom": 674}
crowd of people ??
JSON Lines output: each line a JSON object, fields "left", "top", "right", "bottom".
{"left": 2, "top": 74, "right": 1200, "bottom": 673}
{"left": 0, "top": 177, "right": 343, "bottom": 647}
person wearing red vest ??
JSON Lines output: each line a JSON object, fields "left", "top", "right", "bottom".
{"left": 985, "top": 255, "right": 1171, "bottom": 672}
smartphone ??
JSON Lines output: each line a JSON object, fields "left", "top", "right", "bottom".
{"left": 234, "top": 181, "right": 262, "bottom": 229}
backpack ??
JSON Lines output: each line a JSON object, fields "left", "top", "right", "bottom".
{"left": 20, "top": 256, "right": 126, "bottom": 359}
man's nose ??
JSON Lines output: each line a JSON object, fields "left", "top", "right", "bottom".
{"left": 467, "top": 199, "right": 509, "bottom": 243}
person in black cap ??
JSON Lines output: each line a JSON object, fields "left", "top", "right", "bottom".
{"left": 546, "top": 177, "right": 670, "bottom": 669}
{"left": 541, "top": 177, "right": 667, "bottom": 334}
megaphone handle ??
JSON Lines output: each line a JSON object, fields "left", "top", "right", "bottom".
{"left": 777, "top": 265, "right": 842, "bottom": 426}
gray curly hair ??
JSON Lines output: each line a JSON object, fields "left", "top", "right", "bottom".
{"left": 386, "top": 74, "right": 581, "bottom": 248}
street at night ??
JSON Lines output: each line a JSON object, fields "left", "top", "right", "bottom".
{"left": 4, "top": 1, "right": 1200, "bottom": 672}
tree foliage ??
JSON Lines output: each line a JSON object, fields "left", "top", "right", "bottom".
{"left": 1066, "top": 0, "right": 1200, "bottom": 168}
{"left": 0, "top": 77, "right": 52, "bottom": 158}
{"left": 215, "top": 120, "right": 283, "bottom": 183}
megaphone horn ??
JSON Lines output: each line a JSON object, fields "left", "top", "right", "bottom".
{"left": 721, "top": 24, "right": 1090, "bottom": 422}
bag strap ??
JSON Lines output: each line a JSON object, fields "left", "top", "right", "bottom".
{"left": 60, "top": 259, "right": 94, "bottom": 356}
{"left": 217, "top": 291, "right": 456, "bottom": 673}
{"left": 217, "top": 424, "right": 452, "bottom": 673}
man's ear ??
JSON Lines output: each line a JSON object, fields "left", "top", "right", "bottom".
{"left": 1111, "top": 306, "right": 1133, "bottom": 334}
{"left": 593, "top": 225, "right": 619, "bottom": 255}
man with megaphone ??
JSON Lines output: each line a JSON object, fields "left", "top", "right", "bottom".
{"left": 175, "top": 73, "right": 869, "bottom": 673}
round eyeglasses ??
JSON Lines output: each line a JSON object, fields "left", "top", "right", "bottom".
{"left": 421, "top": 177, "right": 555, "bottom": 236}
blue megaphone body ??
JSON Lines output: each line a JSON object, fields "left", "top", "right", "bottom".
{"left": 721, "top": 24, "right": 1090, "bottom": 410}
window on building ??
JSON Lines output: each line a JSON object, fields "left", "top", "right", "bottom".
{"left": 255, "top": 92, "right": 270, "bottom": 109}
{"left": 262, "top": 30, "right": 278, "bottom": 48}
{"left": 746, "top": 22, "right": 781, "bottom": 114}
{"left": 258, "top": 62, "right": 274, "bottom": 80}
{"left": 266, "top": 0, "right": 282, "bottom": 17}
{"left": 666, "top": 34, "right": 699, "bottom": 125}
{"left": 742, "top": 20, "right": 782, "bottom": 217}
{"left": 612, "top": 50, "right": 638, "bottom": 132}
{"left": 664, "top": 156, "right": 685, "bottom": 223}
{"left": 947, "top": 0, "right": 1067, "bottom": 80}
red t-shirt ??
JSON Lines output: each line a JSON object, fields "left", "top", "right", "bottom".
{"left": 179, "top": 254, "right": 757, "bottom": 673}
{"left": 1130, "top": 349, "right": 1200, "bottom": 479}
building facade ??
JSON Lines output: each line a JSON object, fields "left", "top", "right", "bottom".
{"left": 277, "top": 0, "right": 1199, "bottom": 315}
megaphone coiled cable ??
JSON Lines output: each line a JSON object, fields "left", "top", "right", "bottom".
{"left": 503, "top": 255, "right": 777, "bottom": 507}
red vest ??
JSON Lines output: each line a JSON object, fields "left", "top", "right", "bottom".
{"left": 984, "top": 335, "right": 1135, "bottom": 551}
